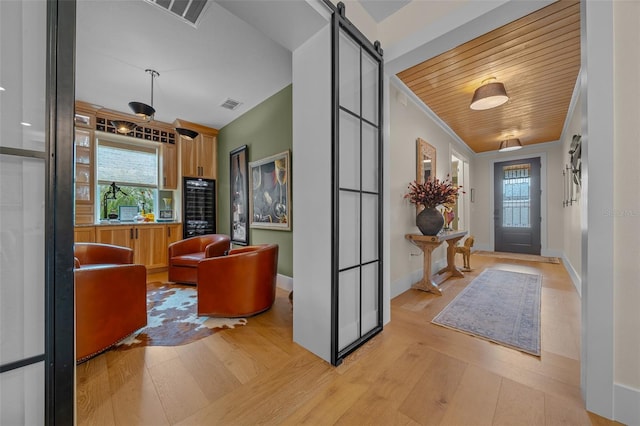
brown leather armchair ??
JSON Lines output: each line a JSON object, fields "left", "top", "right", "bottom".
{"left": 196, "top": 244, "right": 279, "bottom": 317}
{"left": 168, "top": 234, "right": 231, "bottom": 284}
{"left": 74, "top": 243, "right": 147, "bottom": 362}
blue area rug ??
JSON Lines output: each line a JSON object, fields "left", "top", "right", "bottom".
{"left": 432, "top": 268, "right": 542, "bottom": 356}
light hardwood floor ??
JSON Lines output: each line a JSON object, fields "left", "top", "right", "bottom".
{"left": 76, "top": 255, "right": 621, "bottom": 425}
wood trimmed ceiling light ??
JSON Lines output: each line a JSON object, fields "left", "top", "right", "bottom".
{"left": 470, "top": 77, "right": 509, "bottom": 110}
{"left": 498, "top": 137, "right": 523, "bottom": 152}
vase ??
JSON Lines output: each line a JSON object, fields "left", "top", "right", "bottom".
{"left": 416, "top": 207, "right": 444, "bottom": 236}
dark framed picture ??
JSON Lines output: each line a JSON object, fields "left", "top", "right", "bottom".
{"left": 249, "top": 150, "right": 291, "bottom": 231}
{"left": 229, "top": 145, "right": 249, "bottom": 245}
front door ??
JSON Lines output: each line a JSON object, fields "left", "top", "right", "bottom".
{"left": 494, "top": 158, "right": 541, "bottom": 254}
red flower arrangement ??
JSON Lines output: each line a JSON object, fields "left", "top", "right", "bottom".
{"left": 404, "top": 175, "right": 463, "bottom": 209}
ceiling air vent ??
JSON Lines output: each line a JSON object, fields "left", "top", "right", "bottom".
{"left": 220, "top": 98, "right": 242, "bottom": 111}
{"left": 144, "top": 0, "right": 209, "bottom": 28}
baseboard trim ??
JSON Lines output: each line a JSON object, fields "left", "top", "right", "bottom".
{"left": 391, "top": 269, "right": 422, "bottom": 299}
{"left": 561, "top": 254, "right": 582, "bottom": 297}
{"left": 391, "top": 258, "right": 448, "bottom": 299}
{"left": 614, "top": 383, "right": 640, "bottom": 425}
{"left": 277, "top": 274, "right": 293, "bottom": 292}
{"left": 472, "top": 243, "right": 492, "bottom": 252}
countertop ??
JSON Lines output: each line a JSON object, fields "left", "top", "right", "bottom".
{"left": 75, "top": 221, "right": 181, "bottom": 227}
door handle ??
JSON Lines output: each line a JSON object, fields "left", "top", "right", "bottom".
{"left": 130, "top": 228, "right": 134, "bottom": 239}
{"left": 135, "top": 228, "right": 138, "bottom": 239}
{"left": 167, "top": 227, "right": 171, "bottom": 237}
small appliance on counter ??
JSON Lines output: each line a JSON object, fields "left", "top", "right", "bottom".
{"left": 182, "top": 178, "right": 216, "bottom": 238}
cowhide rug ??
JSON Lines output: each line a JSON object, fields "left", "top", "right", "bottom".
{"left": 115, "top": 281, "right": 247, "bottom": 350}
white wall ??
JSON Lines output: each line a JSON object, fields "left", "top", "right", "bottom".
{"left": 388, "top": 83, "right": 474, "bottom": 298}
{"left": 292, "top": 24, "right": 333, "bottom": 362}
{"left": 612, "top": 0, "right": 640, "bottom": 410}
{"left": 471, "top": 142, "right": 564, "bottom": 256}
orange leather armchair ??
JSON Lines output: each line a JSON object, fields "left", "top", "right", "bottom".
{"left": 74, "top": 243, "right": 147, "bottom": 362}
{"left": 196, "top": 244, "right": 279, "bottom": 317}
{"left": 168, "top": 234, "right": 231, "bottom": 284}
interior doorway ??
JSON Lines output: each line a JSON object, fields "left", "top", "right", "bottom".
{"left": 494, "top": 158, "right": 541, "bottom": 254}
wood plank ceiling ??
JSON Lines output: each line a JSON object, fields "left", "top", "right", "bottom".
{"left": 397, "top": 0, "right": 581, "bottom": 153}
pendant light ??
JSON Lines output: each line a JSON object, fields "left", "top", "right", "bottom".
{"left": 111, "top": 120, "right": 138, "bottom": 135}
{"left": 498, "top": 138, "right": 523, "bottom": 152}
{"left": 129, "top": 69, "right": 159, "bottom": 121}
{"left": 470, "top": 77, "right": 509, "bottom": 110}
{"left": 116, "top": 67, "right": 200, "bottom": 139}
{"left": 175, "top": 127, "right": 198, "bottom": 140}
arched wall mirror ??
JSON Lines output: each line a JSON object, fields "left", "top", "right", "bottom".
{"left": 417, "top": 138, "right": 436, "bottom": 184}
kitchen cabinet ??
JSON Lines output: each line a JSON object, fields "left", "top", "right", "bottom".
{"left": 74, "top": 102, "right": 98, "bottom": 225}
{"left": 96, "top": 225, "right": 133, "bottom": 248}
{"left": 74, "top": 127, "right": 95, "bottom": 224}
{"left": 74, "top": 226, "right": 95, "bottom": 243}
{"left": 181, "top": 134, "right": 217, "bottom": 179}
{"left": 135, "top": 225, "right": 167, "bottom": 269}
{"left": 166, "top": 223, "right": 182, "bottom": 246}
{"left": 161, "top": 142, "right": 178, "bottom": 189}
{"left": 95, "top": 223, "right": 182, "bottom": 270}
{"left": 175, "top": 119, "right": 218, "bottom": 179}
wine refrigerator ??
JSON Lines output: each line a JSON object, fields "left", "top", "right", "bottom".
{"left": 182, "top": 177, "right": 216, "bottom": 239}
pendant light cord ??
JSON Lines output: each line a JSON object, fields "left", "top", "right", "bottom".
{"left": 145, "top": 69, "right": 159, "bottom": 109}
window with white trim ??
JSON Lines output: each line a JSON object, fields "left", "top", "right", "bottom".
{"left": 96, "top": 138, "right": 158, "bottom": 220}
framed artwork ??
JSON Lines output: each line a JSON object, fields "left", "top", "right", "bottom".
{"left": 249, "top": 150, "right": 291, "bottom": 230}
{"left": 416, "top": 137, "right": 436, "bottom": 184}
{"left": 229, "top": 145, "right": 249, "bottom": 245}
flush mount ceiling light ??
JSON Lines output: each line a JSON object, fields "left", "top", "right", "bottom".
{"left": 470, "top": 77, "right": 509, "bottom": 110}
{"left": 129, "top": 69, "right": 159, "bottom": 121}
{"left": 111, "top": 120, "right": 138, "bottom": 135}
{"left": 498, "top": 138, "right": 523, "bottom": 152}
{"left": 175, "top": 127, "right": 199, "bottom": 140}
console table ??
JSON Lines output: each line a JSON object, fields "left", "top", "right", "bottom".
{"left": 405, "top": 230, "right": 467, "bottom": 295}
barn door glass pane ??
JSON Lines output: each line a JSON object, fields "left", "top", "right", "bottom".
{"left": 0, "top": 1, "right": 47, "bottom": 423}
{"left": 339, "top": 111, "right": 360, "bottom": 191}
{"left": 361, "top": 53, "right": 378, "bottom": 125}
{"left": 339, "top": 32, "right": 360, "bottom": 115}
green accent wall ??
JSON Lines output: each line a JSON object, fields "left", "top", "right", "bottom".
{"left": 217, "top": 85, "right": 293, "bottom": 277}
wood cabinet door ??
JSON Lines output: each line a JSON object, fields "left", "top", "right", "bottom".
{"left": 135, "top": 225, "right": 167, "bottom": 269}
{"left": 198, "top": 134, "right": 217, "bottom": 179}
{"left": 166, "top": 224, "right": 182, "bottom": 246}
{"left": 95, "top": 226, "right": 134, "bottom": 249}
{"left": 180, "top": 137, "right": 198, "bottom": 177}
{"left": 74, "top": 227, "right": 95, "bottom": 243}
{"left": 162, "top": 143, "right": 178, "bottom": 189}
